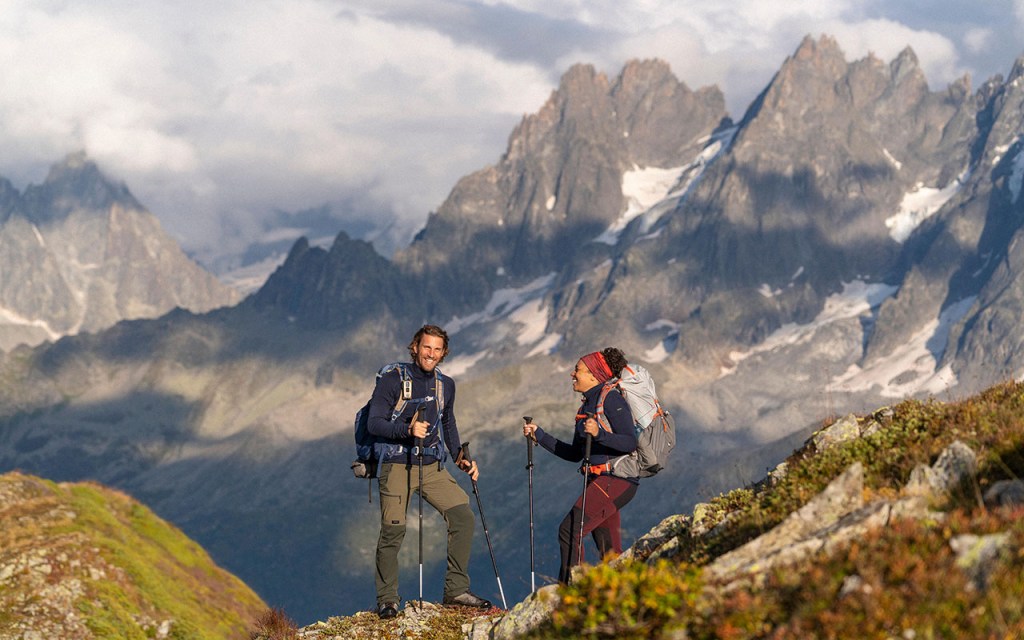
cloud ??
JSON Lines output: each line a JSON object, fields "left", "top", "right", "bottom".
{"left": 0, "top": 0, "right": 1016, "bottom": 271}
{"left": 458, "top": 1, "right": 968, "bottom": 113}
{"left": 963, "top": 28, "right": 994, "bottom": 55}
{"left": 0, "top": 0, "right": 554, "bottom": 263}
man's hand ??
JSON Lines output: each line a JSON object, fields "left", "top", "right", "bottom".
{"left": 583, "top": 417, "right": 599, "bottom": 437}
{"left": 457, "top": 457, "right": 479, "bottom": 482}
{"left": 523, "top": 420, "right": 538, "bottom": 440}
{"left": 409, "top": 419, "right": 428, "bottom": 439}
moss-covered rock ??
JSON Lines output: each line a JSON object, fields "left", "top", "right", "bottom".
{"left": 0, "top": 472, "right": 266, "bottom": 639}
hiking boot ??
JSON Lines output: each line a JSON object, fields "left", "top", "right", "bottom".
{"left": 377, "top": 601, "right": 399, "bottom": 619}
{"left": 442, "top": 591, "right": 491, "bottom": 608}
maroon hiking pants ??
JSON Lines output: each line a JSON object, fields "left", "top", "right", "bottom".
{"left": 557, "top": 474, "right": 638, "bottom": 583}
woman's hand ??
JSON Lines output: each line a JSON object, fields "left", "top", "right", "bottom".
{"left": 583, "top": 417, "right": 599, "bottom": 437}
{"left": 523, "top": 421, "right": 538, "bottom": 440}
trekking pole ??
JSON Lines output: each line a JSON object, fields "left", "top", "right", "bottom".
{"left": 523, "top": 416, "right": 536, "bottom": 594}
{"left": 577, "top": 418, "right": 594, "bottom": 567}
{"left": 460, "top": 442, "right": 507, "bottom": 610}
{"left": 412, "top": 406, "right": 425, "bottom": 611}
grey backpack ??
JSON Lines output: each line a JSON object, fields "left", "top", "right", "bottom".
{"left": 593, "top": 364, "right": 676, "bottom": 479}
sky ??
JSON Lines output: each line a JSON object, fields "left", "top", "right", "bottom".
{"left": 2, "top": 0, "right": 1023, "bottom": 272}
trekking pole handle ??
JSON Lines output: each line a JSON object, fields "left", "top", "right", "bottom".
{"left": 584, "top": 414, "right": 594, "bottom": 453}
{"left": 523, "top": 416, "right": 534, "bottom": 467}
{"left": 583, "top": 413, "right": 594, "bottom": 468}
{"left": 460, "top": 441, "right": 472, "bottom": 463}
{"left": 523, "top": 416, "right": 537, "bottom": 441}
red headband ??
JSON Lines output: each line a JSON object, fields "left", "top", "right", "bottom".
{"left": 580, "top": 352, "right": 613, "bottom": 383}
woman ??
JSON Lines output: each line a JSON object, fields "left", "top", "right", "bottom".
{"left": 523, "top": 347, "right": 638, "bottom": 583}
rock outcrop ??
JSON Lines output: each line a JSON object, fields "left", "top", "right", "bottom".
{"left": 471, "top": 436, "right": 1005, "bottom": 637}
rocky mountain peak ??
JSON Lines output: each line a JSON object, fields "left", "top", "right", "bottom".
{"left": 557, "top": 62, "right": 611, "bottom": 100}
{"left": 23, "top": 152, "right": 141, "bottom": 224}
{"left": 0, "top": 155, "right": 240, "bottom": 350}
{"left": 791, "top": 33, "right": 847, "bottom": 71}
{"left": 252, "top": 57, "right": 728, "bottom": 333}
{"left": 383, "top": 58, "right": 727, "bottom": 319}
{"left": 252, "top": 231, "right": 406, "bottom": 331}
{"left": 612, "top": 58, "right": 727, "bottom": 165}
{"left": 747, "top": 35, "right": 850, "bottom": 127}
{"left": 1009, "top": 54, "right": 1024, "bottom": 84}
{"left": 616, "top": 57, "right": 675, "bottom": 89}
{"left": 890, "top": 46, "right": 922, "bottom": 81}
{"left": 884, "top": 45, "right": 929, "bottom": 107}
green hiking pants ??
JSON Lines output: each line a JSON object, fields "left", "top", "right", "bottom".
{"left": 375, "top": 461, "right": 474, "bottom": 605}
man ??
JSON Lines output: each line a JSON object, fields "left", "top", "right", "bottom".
{"left": 367, "top": 324, "right": 491, "bottom": 618}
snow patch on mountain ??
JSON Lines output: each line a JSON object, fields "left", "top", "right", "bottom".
{"left": 30, "top": 224, "right": 45, "bottom": 247}
{"left": 511, "top": 299, "right": 545, "bottom": 343}
{"left": 885, "top": 169, "right": 968, "bottom": 243}
{"left": 527, "top": 333, "right": 562, "bottom": 358}
{"left": 595, "top": 127, "right": 738, "bottom": 246}
{"left": 443, "top": 273, "right": 561, "bottom": 376}
{"left": 595, "top": 165, "right": 687, "bottom": 245}
{"left": 447, "top": 273, "right": 556, "bottom": 334}
{"left": 720, "top": 281, "right": 898, "bottom": 377}
{"left": 883, "top": 148, "right": 902, "bottom": 170}
{"left": 832, "top": 296, "right": 976, "bottom": 398}
{"left": 442, "top": 351, "right": 488, "bottom": 378}
{"left": 643, "top": 319, "right": 681, "bottom": 363}
{"left": 0, "top": 306, "right": 61, "bottom": 341}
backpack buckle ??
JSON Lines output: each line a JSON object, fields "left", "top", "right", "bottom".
{"left": 411, "top": 445, "right": 434, "bottom": 457}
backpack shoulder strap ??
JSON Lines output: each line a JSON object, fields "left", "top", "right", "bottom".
{"left": 593, "top": 380, "right": 620, "bottom": 434}
{"left": 376, "top": 362, "right": 412, "bottom": 420}
{"left": 434, "top": 369, "right": 445, "bottom": 413}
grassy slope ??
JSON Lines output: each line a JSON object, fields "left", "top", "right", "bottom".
{"left": 0, "top": 472, "right": 267, "bottom": 639}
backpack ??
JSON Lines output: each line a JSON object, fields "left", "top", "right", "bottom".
{"left": 593, "top": 364, "right": 676, "bottom": 479}
{"left": 350, "top": 363, "right": 445, "bottom": 481}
